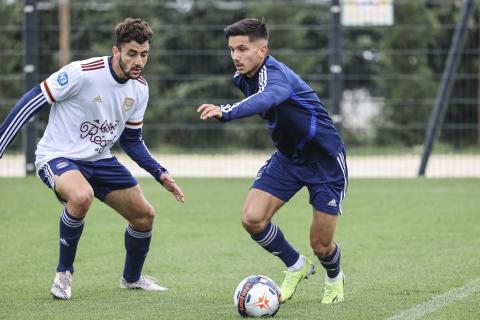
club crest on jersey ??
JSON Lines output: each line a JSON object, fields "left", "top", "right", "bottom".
{"left": 122, "top": 97, "right": 135, "bottom": 112}
{"left": 57, "top": 72, "right": 69, "bottom": 86}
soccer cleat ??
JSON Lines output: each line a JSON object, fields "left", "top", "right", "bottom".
{"left": 279, "top": 256, "right": 315, "bottom": 302}
{"left": 51, "top": 271, "right": 73, "bottom": 300}
{"left": 322, "top": 271, "right": 344, "bottom": 304}
{"left": 120, "top": 275, "right": 168, "bottom": 291}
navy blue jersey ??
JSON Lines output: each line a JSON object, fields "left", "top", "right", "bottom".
{"left": 220, "top": 55, "right": 344, "bottom": 163}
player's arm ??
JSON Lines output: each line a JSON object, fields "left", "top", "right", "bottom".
{"left": 198, "top": 65, "right": 290, "bottom": 121}
{"left": 119, "top": 127, "right": 184, "bottom": 202}
{"left": 1, "top": 63, "right": 83, "bottom": 158}
{"left": 0, "top": 85, "right": 50, "bottom": 158}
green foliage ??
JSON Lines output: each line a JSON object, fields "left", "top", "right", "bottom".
{"left": 374, "top": 2, "right": 479, "bottom": 147}
{"left": 0, "top": 3, "right": 23, "bottom": 110}
{"left": 0, "top": 2, "right": 478, "bottom": 152}
{"left": 375, "top": 2, "right": 439, "bottom": 146}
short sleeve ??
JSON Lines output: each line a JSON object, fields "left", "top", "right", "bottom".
{"left": 40, "top": 62, "right": 83, "bottom": 104}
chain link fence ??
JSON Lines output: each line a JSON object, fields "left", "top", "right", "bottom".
{"left": 1, "top": 0, "right": 479, "bottom": 177}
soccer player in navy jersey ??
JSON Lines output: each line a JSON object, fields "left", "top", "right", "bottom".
{"left": 198, "top": 18, "right": 347, "bottom": 304}
{"left": 0, "top": 18, "right": 184, "bottom": 299}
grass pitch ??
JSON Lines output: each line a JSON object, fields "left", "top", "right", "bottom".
{"left": 0, "top": 177, "right": 479, "bottom": 319}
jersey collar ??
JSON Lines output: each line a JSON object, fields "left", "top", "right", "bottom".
{"left": 108, "top": 56, "right": 129, "bottom": 84}
{"left": 245, "top": 55, "right": 270, "bottom": 83}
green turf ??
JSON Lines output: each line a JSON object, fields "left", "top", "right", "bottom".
{"left": 0, "top": 177, "right": 479, "bottom": 319}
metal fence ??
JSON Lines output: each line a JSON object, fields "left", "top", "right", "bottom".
{"left": 0, "top": 0, "right": 479, "bottom": 177}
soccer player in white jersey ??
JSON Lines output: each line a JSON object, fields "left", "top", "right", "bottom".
{"left": 0, "top": 18, "right": 184, "bottom": 300}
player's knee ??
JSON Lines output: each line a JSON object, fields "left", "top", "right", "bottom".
{"left": 69, "top": 188, "right": 94, "bottom": 212}
{"left": 130, "top": 203, "right": 155, "bottom": 230}
{"left": 144, "top": 204, "right": 156, "bottom": 226}
{"left": 241, "top": 208, "right": 267, "bottom": 234}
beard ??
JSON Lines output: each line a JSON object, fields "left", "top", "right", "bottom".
{"left": 119, "top": 57, "right": 142, "bottom": 79}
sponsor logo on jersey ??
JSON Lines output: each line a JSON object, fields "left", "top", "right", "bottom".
{"left": 80, "top": 119, "right": 120, "bottom": 153}
{"left": 57, "top": 71, "right": 69, "bottom": 86}
{"left": 122, "top": 97, "right": 135, "bottom": 112}
{"left": 93, "top": 96, "right": 102, "bottom": 103}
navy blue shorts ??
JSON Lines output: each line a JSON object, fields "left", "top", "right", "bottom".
{"left": 252, "top": 149, "right": 348, "bottom": 215}
{"left": 37, "top": 157, "right": 138, "bottom": 202}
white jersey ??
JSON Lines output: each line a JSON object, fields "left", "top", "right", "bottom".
{"left": 35, "top": 56, "right": 149, "bottom": 170}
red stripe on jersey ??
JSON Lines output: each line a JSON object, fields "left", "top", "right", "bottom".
{"left": 42, "top": 80, "right": 55, "bottom": 102}
{"left": 81, "top": 60, "right": 105, "bottom": 71}
{"left": 126, "top": 120, "right": 143, "bottom": 126}
{"left": 81, "top": 59, "right": 103, "bottom": 67}
{"left": 81, "top": 62, "right": 104, "bottom": 69}
{"left": 137, "top": 76, "right": 147, "bottom": 86}
{"left": 81, "top": 65, "right": 105, "bottom": 71}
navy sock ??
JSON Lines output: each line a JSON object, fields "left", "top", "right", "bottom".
{"left": 251, "top": 222, "right": 299, "bottom": 268}
{"left": 123, "top": 225, "right": 152, "bottom": 283}
{"left": 318, "top": 242, "right": 341, "bottom": 278}
{"left": 57, "top": 208, "right": 84, "bottom": 273}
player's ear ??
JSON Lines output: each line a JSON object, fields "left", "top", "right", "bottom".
{"left": 260, "top": 44, "right": 269, "bottom": 57}
{"left": 112, "top": 46, "right": 120, "bottom": 57}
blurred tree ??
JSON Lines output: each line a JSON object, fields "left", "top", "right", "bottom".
{"left": 375, "top": 1, "right": 441, "bottom": 147}
{"left": 0, "top": 0, "right": 477, "bottom": 152}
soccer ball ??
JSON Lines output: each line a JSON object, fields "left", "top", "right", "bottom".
{"left": 233, "top": 275, "right": 281, "bottom": 318}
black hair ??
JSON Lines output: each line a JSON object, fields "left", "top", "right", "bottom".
{"left": 224, "top": 18, "right": 268, "bottom": 42}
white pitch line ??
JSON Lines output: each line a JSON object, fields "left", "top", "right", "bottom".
{"left": 386, "top": 278, "right": 480, "bottom": 320}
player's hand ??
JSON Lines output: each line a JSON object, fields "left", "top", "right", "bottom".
{"left": 159, "top": 173, "right": 185, "bottom": 202}
{"left": 197, "top": 104, "right": 222, "bottom": 120}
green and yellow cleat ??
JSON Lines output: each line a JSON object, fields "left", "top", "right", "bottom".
{"left": 322, "top": 271, "right": 344, "bottom": 304}
{"left": 279, "top": 256, "right": 315, "bottom": 302}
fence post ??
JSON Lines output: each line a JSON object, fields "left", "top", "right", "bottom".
{"left": 418, "top": 0, "right": 475, "bottom": 176}
{"left": 330, "top": 0, "right": 342, "bottom": 131}
{"left": 23, "top": 0, "right": 38, "bottom": 175}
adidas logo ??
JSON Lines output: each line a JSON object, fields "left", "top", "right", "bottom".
{"left": 60, "top": 238, "right": 69, "bottom": 247}
{"left": 93, "top": 95, "right": 102, "bottom": 103}
{"left": 327, "top": 199, "right": 337, "bottom": 207}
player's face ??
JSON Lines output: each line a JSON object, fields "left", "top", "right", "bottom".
{"left": 112, "top": 41, "right": 149, "bottom": 79}
{"left": 228, "top": 36, "right": 268, "bottom": 78}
